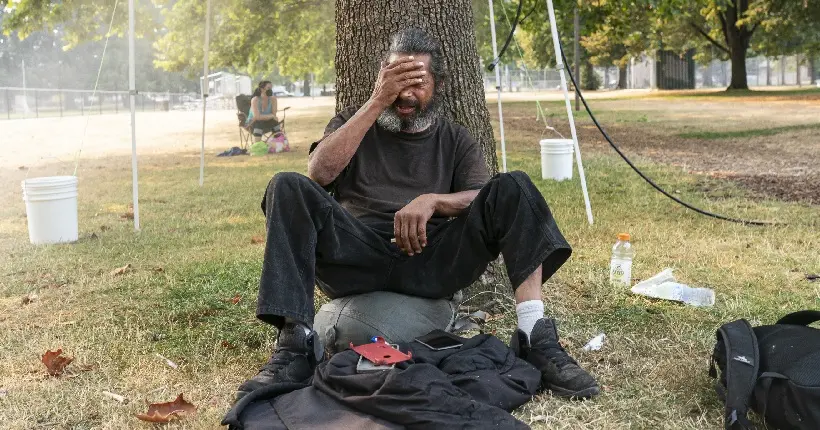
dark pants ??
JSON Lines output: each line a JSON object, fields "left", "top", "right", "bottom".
{"left": 257, "top": 171, "right": 572, "bottom": 328}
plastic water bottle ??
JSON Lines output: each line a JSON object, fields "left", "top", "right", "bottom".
{"left": 634, "top": 281, "right": 716, "bottom": 307}
{"left": 609, "top": 233, "right": 634, "bottom": 287}
{"left": 630, "top": 268, "right": 716, "bottom": 307}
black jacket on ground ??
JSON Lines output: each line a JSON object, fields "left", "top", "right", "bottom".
{"left": 222, "top": 334, "right": 541, "bottom": 429}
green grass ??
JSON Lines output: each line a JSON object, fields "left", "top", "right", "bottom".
{"left": 677, "top": 122, "right": 820, "bottom": 139}
{"left": 1, "top": 98, "right": 819, "bottom": 429}
{"left": 656, "top": 87, "right": 820, "bottom": 98}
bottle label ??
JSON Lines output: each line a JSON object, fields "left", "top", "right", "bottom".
{"left": 610, "top": 259, "right": 632, "bottom": 286}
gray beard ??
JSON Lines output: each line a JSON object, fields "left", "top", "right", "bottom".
{"left": 377, "top": 97, "right": 441, "bottom": 133}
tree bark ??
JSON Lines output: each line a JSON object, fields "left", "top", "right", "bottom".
{"left": 781, "top": 55, "right": 786, "bottom": 85}
{"left": 335, "top": 0, "right": 510, "bottom": 305}
{"left": 728, "top": 45, "right": 749, "bottom": 90}
{"left": 720, "top": 3, "right": 753, "bottom": 90}
{"left": 766, "top": 57, "right": 771, "bottom": 86}
{"left": 810, "top": 55, "right": 817, "bottom": 85}
{"left": 617, "top": 65, "right": 627, "bottom": 89}
{"left": 797, "top": 54, "right": 802, "bottom": 87}
{"left": 303, "top": 74, "right": 309, "bottom": 97}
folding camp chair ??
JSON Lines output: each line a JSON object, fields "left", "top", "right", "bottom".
{"left": 235, "top": 95, "right": 290, "bottom": 150}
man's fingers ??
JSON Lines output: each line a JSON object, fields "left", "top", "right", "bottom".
{"left": 407, "top": 217, "right": 422, "bottom": 254}
{"left": 418, "top": 221, "right": 427, "bottom": 248}
{"left": 400, "top": 217, "right": 411, "bottom": 255}
{"left": 399, "top": 70, "right": 426, "bottom": 81}
{"left": 393, "top": 214, "right": 403, "bottom": 251}
{"left": 384, "top": 56, "right": 417, "bottom": 70}
{"left": 401, "top": 78, "right": 424, "bottom": 88}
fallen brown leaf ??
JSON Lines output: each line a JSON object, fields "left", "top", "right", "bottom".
{"left": 136, "top": 393, "right": 196, "bottom": 423}
{"left": 110, "top": 264, "right": 131, "bottom": 276}
{"left": 250, "top": 235, "right": 265, "bottom": 244}
{"left": 21, "top": 293, "right": 39, "bottom": 305}
{"left": 42, "top": 349, "right": 73, "bottom": 377}
{"left": 230, "top": 294, "right": 241, "bottom": 305}
{"left": 221, "top": 340, "right": 237, "bottom": 350}
{"left": 153, "top": 267, "right": 165, "bottom": 273}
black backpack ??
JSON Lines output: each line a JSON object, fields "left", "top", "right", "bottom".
{"left": 710, "top": 310, "right": 820, "bottom": 429}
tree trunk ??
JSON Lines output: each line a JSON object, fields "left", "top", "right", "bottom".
{"left": 721, "top": 4, "right": 752, "bottom": 90}
{"left": 728, "top": 46, "right": 748, "bottom": 90}
{"left": 617, "top": 65, "right": 627, "bottom": 89}
{"left": 766, "top": 57, "right": 771, "bottom": 86}
{"left": 797, "top": 54, "right": 802, "bottom": 87}
{"left": 810, "top": 55, "right": 817, "bottom": 85}
{"left": 581, "top": 61, "right": 598, "bottom": 90}
{"left": 335, "top": 0, "right": 510, "bottom": 305}
{"left": 781, "top": 55, "right": 786, "bottom": 85}
{"left": 303, "top": 73, "right": 311, "bottom": 97}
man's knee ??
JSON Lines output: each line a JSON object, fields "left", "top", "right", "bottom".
{"left": 262, "top": 172, "right": 315, "bottom": 213}
{"left": 490, "top": 171, "right": 537, "bottom": 195}
{"left": 269, "top": 171, "right": 315, "bottom": 194}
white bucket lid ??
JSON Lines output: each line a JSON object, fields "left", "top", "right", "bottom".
{"left": 539, "top": 138, "right": 573, "bottom": 147}
{"left": 22, "top": 176, "right": 79, "bottom": 201}
{"left": 22, "top": 176, "right": 78, "bottom": 189}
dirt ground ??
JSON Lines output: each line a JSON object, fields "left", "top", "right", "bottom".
{"left": 3, "top": 89, "right": 819, "bottom": 204}
{"left": 501, "top": 91, "right": 820, "bottom": 204}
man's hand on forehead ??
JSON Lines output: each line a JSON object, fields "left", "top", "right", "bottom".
{"left": 370, "top": 55, "right": 427, "bottom": 108}
{"left": 382, "top": 56, "right": 424, "bottom": 70}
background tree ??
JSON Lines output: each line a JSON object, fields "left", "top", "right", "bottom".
{"left": 154, "top": 0, "right": 335, "bottom": 94}
{"left": 654, "top": 0, "right": 820, "bottom": 90}
{"left": 580, "top": 0, "right": 653, "bottom": 89}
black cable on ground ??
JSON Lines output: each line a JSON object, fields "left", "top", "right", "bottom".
{"left": 557, "top": 45, "right": 775, "bottom": 226}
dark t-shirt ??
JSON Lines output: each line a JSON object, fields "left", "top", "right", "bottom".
{"left": 310, "top": 106, "right": 490, "bottom": 232}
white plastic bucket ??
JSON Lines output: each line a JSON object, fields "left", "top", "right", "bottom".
{"left": 539, "top": 139, "right": 574, "bottom": 181}
{"left": 21, "top": 176, "right": 79, "bottom": 245}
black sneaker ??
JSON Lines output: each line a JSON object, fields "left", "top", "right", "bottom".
{"left": 236, "top": 324, "right": 322, "bottom": 401}
{"left": 511, "top": 318, "right": 600, "bottom": 398}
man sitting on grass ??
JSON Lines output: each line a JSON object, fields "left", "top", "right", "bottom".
{"left": 237, "top": 28, "right": 599, "bottom": 400}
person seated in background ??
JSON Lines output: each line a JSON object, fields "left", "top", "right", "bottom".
{"left": 236, "top": 28, "right": 599, "bottom": 401}
{"left": 246, "top": 80, "right": 280, "bottom": 141}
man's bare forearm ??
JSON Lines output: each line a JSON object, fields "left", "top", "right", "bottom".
{"left": 429, "top": 190, "right": 480, "bottom": 217}
{"left": 308, "top": 100, "right": 385, "bottom": 186}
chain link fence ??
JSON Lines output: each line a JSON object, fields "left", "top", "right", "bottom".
{"left": 484, "top": 54, "right": 818, "bottom": 92}
{"left": 0, "top": 88, "right": 238, "bottom": 120}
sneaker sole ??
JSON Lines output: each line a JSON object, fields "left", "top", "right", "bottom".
{"left": 545, "top": 385, "right": 601, "bottom": 399}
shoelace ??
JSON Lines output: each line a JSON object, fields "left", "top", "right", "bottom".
{"left": 261, "top": 350, "right": 305, "bottom": 373}
{"left": 538, "top": 340, "right": 577, "bottom": 368}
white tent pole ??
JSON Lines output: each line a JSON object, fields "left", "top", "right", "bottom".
{"left": 128, "top": 0, "right": 140, "bottom": 230}
{"left": 544, "top": 0, "right": 593, "bottom": 225}
{"left": 199, "top": 0, "right": 211, "bottom": 187}
{"left": 487, "top": 0, "right": 508, "bottom": 173}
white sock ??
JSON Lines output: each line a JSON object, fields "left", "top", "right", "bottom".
{"left": 516, "top": 300, "right": 545, "bottom": 340}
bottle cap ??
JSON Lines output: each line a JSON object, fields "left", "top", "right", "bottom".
{"left": 617, "top": 233, "right": 631, "bottom": 241}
